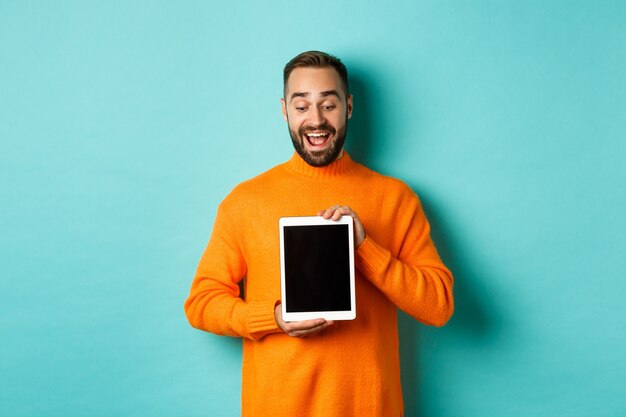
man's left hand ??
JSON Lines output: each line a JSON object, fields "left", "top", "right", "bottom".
{"left": 318, "top": 205, "right": 366, "bottom": 247}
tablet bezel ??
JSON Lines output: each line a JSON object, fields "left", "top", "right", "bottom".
{"left": 279, "top": 215, "right": 356, "bottom": 321}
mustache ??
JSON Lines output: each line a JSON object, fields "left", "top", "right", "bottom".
{"left": 299, "top": 124, "right": 336, "bottom": 135}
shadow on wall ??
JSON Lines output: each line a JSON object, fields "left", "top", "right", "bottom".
{"left": 345, "top": 68, "right": 377, "bottom": 166}
{"left": 399, "top": 191, "right": 499, "bottom": 415}
{"left": 347, "top": 66, "right": 498, "bottom": 415}
{"left": 418, "top": 194, "right": 495, "bottom": 338}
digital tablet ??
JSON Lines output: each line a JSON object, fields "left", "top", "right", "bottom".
{"left": 279, "top": 216, "right": 356, "bottom": 321}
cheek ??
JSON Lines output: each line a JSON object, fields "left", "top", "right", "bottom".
{"left": 287, "top": 118, "right": 301, "bottom": 134}
{"left": 287, "top": 114, "right": 305, "bottom": 129}
{"left": 330, "top": 113, "right": 348, "bottom": 127}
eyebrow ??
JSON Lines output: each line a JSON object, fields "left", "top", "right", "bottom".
{"left": 290, "top": 90, "right": 341, "bottom": 101}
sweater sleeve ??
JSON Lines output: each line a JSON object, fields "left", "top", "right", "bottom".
{"left": 355, "top": 193, "right": 454, "bottom": 327}
{"left": 184, "top": 205, "right": 280, "bottom": 340}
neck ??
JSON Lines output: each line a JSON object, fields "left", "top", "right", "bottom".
{"left": 285, "top": 151, "right": 355, "bottom": 180}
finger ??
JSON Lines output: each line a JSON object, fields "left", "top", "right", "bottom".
{"left": 331, "top": 205, "right": 355, "bottom": 221}
{"left": 321, "top": 205, "right": 352, "bottom": 220}
{"left": 290, "top": 320, "right": 334, "bottom": 337}
{"left": 321, "top": 205, "right": 340, "bottom": 219}
{"left": 284, "top": 318, "right": 327, "bottom": 332}
{"left": 283, "top": 318, "right": 330, "bottom": 336}
{"left": 317, "top": 208, "right": 334, "bottom": 217}
{"left": 332, "top": 206, "right": 349, "bottom": 220}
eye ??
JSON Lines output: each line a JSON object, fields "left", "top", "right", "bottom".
{"left": 323, "top": 105, "right": 336, "bottom": 111}
{"left": 295, "top": 106, "right": 308, "bottom": 112}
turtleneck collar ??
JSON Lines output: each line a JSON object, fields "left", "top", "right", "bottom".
{"left": 284, "top": 151, "right": 357, "bottom": 180}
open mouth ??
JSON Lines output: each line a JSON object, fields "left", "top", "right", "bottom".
{"left": 304, "top": 131, "right": 332, "bottom": 148}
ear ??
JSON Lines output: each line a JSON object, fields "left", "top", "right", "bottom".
{"left": 281, "top": 98, "right": 288, "bottom": 122}
{"left": 346, "top": 94, "right": 353, "bottom": 119}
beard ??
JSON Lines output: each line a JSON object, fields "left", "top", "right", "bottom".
{"left": 288, "top": 118, "right": 348, "bottom": 167}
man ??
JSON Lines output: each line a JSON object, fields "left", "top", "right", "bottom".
{"left": 185, "top": 51, "right": 454, "bottom": 417}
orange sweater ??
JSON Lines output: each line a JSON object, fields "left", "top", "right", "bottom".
{"left": 185, "top": 152, "right": 454, "bottom": 417}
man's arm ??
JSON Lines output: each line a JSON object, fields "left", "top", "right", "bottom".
{"left": 184, "top": 204, "right": 333, "bottom": 340}
{"left": 320, "top": 200, "right": 454, "bottom": 327}
{"left": 184, "top": 205, "right": 280, "bottom": 340}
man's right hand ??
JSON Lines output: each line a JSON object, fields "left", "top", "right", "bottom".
{"left": 274, "top": 303, "right": 334, "bottom": 337}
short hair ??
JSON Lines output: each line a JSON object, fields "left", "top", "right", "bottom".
{"left": 283, "top": 51, "right": 349, "bottom": 97}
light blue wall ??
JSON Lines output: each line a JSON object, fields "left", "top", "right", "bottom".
{"left": 1, "top": 1, "right": 624, "bottom": 416}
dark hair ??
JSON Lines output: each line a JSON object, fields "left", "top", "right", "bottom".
{"left": 283, "top": 51, "right": 349, "bottom": 96}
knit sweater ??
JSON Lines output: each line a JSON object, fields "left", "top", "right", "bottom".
{"left": 184, "top": 152, "right": 454, "bottom": 417}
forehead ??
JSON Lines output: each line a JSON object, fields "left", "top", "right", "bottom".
{"left": 285, "top": 67, "right": 345, "bottom": 100}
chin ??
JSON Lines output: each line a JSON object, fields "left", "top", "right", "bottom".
{"left": 289, "top": 126, "right": 347, "bottom": 167}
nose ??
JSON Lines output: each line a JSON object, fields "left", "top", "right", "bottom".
{"left": 310, "top": 106, "right": 326, "bottom": 127}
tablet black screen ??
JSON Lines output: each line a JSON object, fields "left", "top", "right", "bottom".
{"left": 283, "top": 224, "right": 352, "bottom": 312}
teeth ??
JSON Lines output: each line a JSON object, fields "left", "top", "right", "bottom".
{"left": 306, "top": 132, "right": 329, "bottom": 146}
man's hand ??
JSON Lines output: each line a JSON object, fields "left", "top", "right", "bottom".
{"left": 318, "top": 205, "right": 366, "bottom": 247}
{"left": 274, "top": 303, "right": 333, "bottom": 337}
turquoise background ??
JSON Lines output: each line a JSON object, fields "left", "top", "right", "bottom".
{"left": 1, "top": 1, "right": 625, "bottom": 416}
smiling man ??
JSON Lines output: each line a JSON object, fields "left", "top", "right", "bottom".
{"left": 185, "top": 51, "right": 454, "bottom": 417}
{"left": 282, "top": 64, "right": 351, "bottom": 167}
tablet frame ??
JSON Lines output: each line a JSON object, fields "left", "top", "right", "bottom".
{"left": 279, "top": 215, "right": 356, "bottom": 321}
